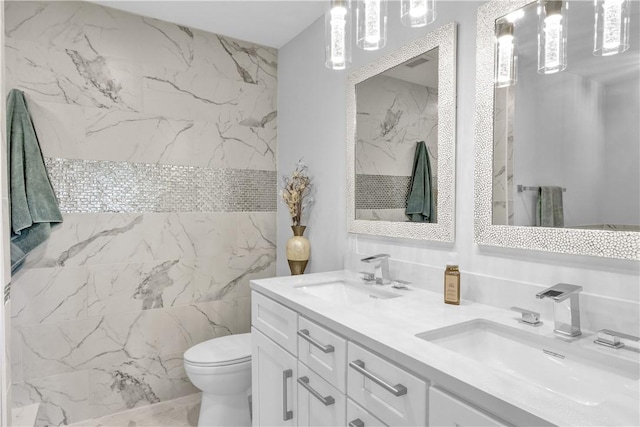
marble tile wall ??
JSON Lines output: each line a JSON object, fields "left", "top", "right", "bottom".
{"left": 492, "top": 85, "right": 514, "bottom": 225}
{"left": 5, "top": 1, "right": 277, "bottom": 425}
{"left": 355, "top": 74, "right": 438, "bottom": 220}
{"left": 355, "top": 74, "right": 438, "bottom": 177}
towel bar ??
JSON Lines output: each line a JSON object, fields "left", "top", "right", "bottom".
{"left": 517, "top": 185, "right": 566, "bottom": 193}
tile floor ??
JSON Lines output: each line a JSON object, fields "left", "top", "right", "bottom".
{"left": 69, "top": 393, "right": 201, "bottom": 427}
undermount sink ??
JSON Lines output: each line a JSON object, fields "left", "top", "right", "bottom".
{"left": 417, "top": 319, "right": 640, "bottom": 406}
{"left": 296, "top": 280, "right": 401, "bottom": 305}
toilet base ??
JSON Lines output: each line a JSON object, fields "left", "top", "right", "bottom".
{"left": 197, "top": 389, "right": 251, "bottom": 427}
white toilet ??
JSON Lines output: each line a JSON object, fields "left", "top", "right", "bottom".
{"left": 184, "top": 333, "right": 252, "bottom": 427}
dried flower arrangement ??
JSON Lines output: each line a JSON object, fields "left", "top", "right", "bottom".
{"left": 280, "top": 160, "right": 314, "bottom": 226}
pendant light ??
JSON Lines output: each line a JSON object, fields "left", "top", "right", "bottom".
{"left": 325, "top": 0, "right": 352, "bottom": 70}
{"left": 495, "top": 20, "right": 517, "bottom": 87}
{"left": 594, "top": 0, "right": 630, "bottom": 56}
{"left": 400, "top": 0, "right": 435, "bottom": 28}
{"left": 537, "top": 0, "right": 568, "bottom": 74}
{"left": 356, "top": 0, "right": 388, "bottom": 51}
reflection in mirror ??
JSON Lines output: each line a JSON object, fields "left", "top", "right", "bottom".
{"left": 474, "top": 0, "right": 639, "bottom": 260}
{"left": 347, "top": 22, "right": 456, "bottom": 242}
{"left": 492, "top": 1, "right": 640, "bottom": 232}
{"left": 355, "top": 48, "right": 439, "bottom": 223}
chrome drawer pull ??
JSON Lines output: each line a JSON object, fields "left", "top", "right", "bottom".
{"left": 298, "top": 329, "right": 335, "bottom": 353}
{"left": 349, "top": 359, "right": 407, "bottom": 397}
{"left": 282, "top": 369, "right": 293, "bottom": 421}
{"left": 297, "top": 376, "right": 335, "bottom": 406}
{"left": 349, "top": 419, "right": 365, "bottom": 427}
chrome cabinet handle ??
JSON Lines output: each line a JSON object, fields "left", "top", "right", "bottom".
{"left": 297, "top": 376, "right": 335, "bottom": 406}
{"left": 297, "top": 329, "right": 335, "bottom": 353}
{"left": 348, "top": 419, "right": 365, "bottom": 427}
{"left": 282, "top": 369, "right": 293, "bottom": 421}
{"left": 349, "top": 359, "right": 407, "bottom": 397}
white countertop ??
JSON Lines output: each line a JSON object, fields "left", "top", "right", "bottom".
{"left": 251, "top": 270, "right": 640, "bottom": 427}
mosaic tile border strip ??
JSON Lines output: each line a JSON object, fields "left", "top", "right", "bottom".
{"left": 355, "top": 174, "right": 411, "bottom": 210}
{"left": 45, "top": 158, "right": 277, "bottom": 213}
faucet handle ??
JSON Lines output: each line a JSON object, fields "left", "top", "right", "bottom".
{"left": 359, "top": 271, "right": 375, "bottom": 282}
{"left": 594, "top": 329, "right": 640, "bottom": 349}
{"left": 391, "top": 279, "right": 411, "bottom": 290}
{"left": 510, "top": 306, "right": 542, "bottom": 327}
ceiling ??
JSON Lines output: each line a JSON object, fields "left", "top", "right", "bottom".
{"left": 88, "top": 0, "right": 326, "bottom": 48}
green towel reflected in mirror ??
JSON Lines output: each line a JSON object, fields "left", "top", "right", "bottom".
{"left": 405, "top": 141, "right": 435, "bottom": 223}
{"left": 7, "top": 89, "right": 63, "bottom": 273}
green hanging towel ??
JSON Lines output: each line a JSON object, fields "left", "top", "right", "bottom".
{"left": 7, "top": 89, "right": 62, "bottom": 272}
{"left": 405, "top": 141, "right": 435, "bottom": 223}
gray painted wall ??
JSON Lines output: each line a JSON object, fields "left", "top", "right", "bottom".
{"left": 277, "top": 1, "right": 639, "bottom": 330}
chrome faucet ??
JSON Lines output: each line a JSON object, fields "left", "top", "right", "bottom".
{"left": 360, "top": 254, "right": 391, "bottom": 285}
{"left": 536, "top": 283, "right": 582, "bottom": 337}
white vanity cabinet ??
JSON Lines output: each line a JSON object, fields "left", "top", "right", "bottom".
{"left": 252, "top": 328, "right": 297, "bottom": 426}
{"left": 297, "top": 362, "right": 346, "bottom": 426}
{"left": 251, "top": 290, "right": 428, "bottom": 426}
{"left": 346, "top": 399, "right": 387, "bottom": 427}
{"left": 347, "top": 342, "right": 427, "bottom": 426}
{"left": 251, "top": 292, "right": 299, "bottom": 426}
{"left": 428, "top": 387, "right": 507, "bottom": 427}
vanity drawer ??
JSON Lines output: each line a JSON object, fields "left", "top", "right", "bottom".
{"left": 347, "top": 342, "right": 427, "bottom": 426}
{"left": 297, "top": 361, "right": 346, "bottom": 427}
{"left": 429, "top": 387, "right": 506, "bottom": 427}
{"left": 347, "top": 398, "right": 387, "bottom": 427}
{"left": 298, "top": 316, "right": 347, "bottom": 392}
{"left": 251, "top": 291, "right": 298, "bottom": 356}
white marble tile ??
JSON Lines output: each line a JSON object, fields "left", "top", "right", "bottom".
{"left": 236, "top": 296, "right": 251, "bottom": 334}
{"left": 21, "top": 299, "right": 239, "bottom": 380}
{"left": 80, "top": 4, "right": 149, "bottom": 62}
{"left": 24, "top": 98, "right": 85, "bottom": 159}
{"left": 11, "top": 266, "right": 89, "bottom": 327}
{"left": 141, "top": 67, "right": 276, "bottom": 127}
{"left": 206, "top": 123, "right": 277, "bottom": 171}
{"left": 88, "top": 352, "right": 197, "bottom": 419}
{"left": 4, "top": 1, "right": 86, "bottom": 50}
{"left": 73, "top": 393, "right": 200, "bottom": 427}
{"left": 11, "top": 402, "right": 40, "bottom": 427}
{"left": 6, "top": 37, "right": 142, "bottom": 112}
{"left": 356, "top": 208, "right": 408, "bottom": 222}
{"left": 13, "top": 370, "right": 92, "bottom": 426}
{"left": 24, "top": 213, "right": 152, "bottom": 269}
{"left": 83, "top": 109, "right": 210, "bottom": 165}
{"left": 87, "top": 259, "right": 198, "bottom": 316}
{"left": 237, "top": 212, "right": 276, "bottom": 254}
{"left": 193, "top": 32, "right": 278, "bottom": 90}
{"left": 137, "top": 301, "right": 237, "bottom": 357}
{"left": 82, "top": 109, "right": 276, "bottom": 169}
{"left": 355, "top": 75, "right": 438, "bottom": 177}
{"left": 20, "top": 314, "right": 135, "bottom": 380}
{"left": 87, "top": 251, "right": 274, "bottom": 317}
{"left": 11, "top": 327, "right": 23, "bottom": 385}
{"left": 143, "top": 213, "right": 237, "bottom": 261}
{"left": 195, "top": 250, "right": 276, "bottom": 303}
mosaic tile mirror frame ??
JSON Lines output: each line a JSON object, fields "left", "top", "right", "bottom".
{"left": 474, "top": 0, "right": 640, "bottom": 260}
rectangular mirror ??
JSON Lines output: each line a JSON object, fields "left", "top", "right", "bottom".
{"left": 347, "top": 22, "right": 457, "bottom": 241}
{"left": 475, "top": 0, "right": 640, "bottom": 259}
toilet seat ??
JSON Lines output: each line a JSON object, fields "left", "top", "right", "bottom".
{"left": 184, "top": 333, "right": 251, "bottom": 367}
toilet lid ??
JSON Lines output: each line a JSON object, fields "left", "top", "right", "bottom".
{"left": 184, "top": 333, "right": 251, "bottom": 366}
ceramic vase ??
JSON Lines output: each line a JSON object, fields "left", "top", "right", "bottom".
{"left": 286, "top": 225, "right": 310, "bottom": 275}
